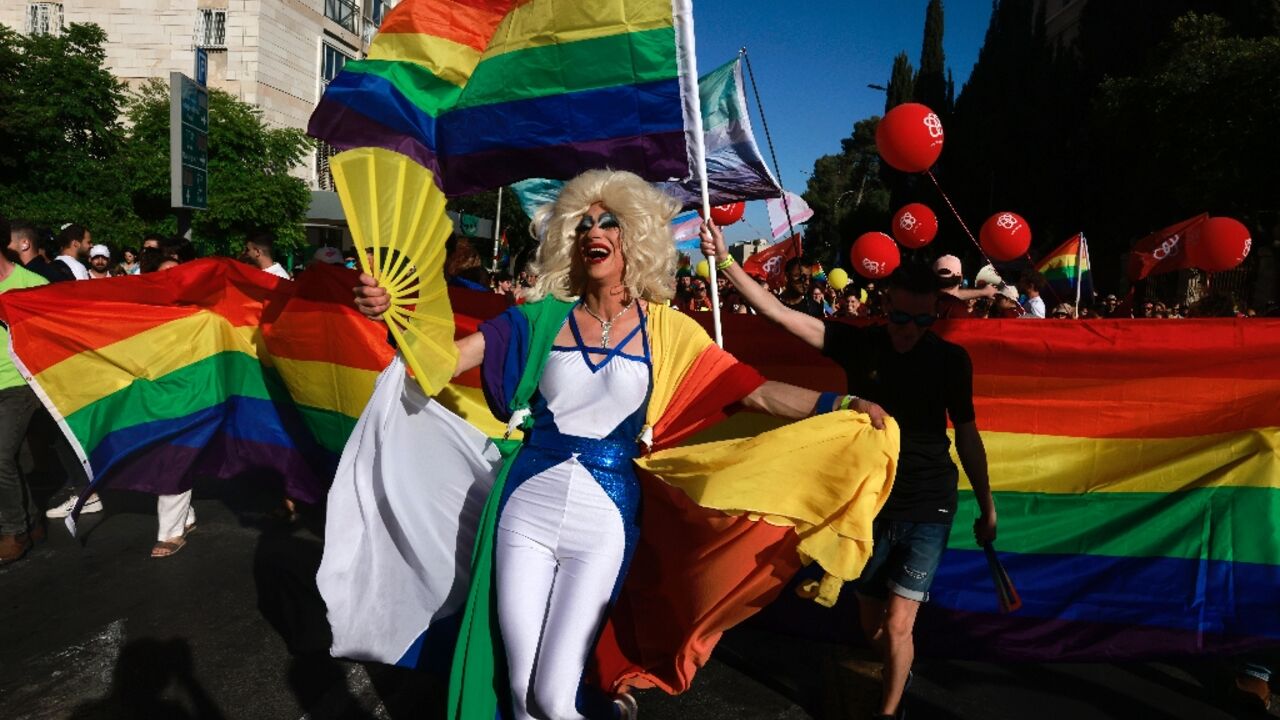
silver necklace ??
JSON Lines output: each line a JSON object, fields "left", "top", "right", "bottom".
{"left": 581, "top": 301, "right": 631, "bottom": 349}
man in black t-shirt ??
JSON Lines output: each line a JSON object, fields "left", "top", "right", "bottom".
{"left": 702, "top": 221, "right": 997, "bottom": 720}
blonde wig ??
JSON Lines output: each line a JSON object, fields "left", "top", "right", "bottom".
{"left": 525, "top": 169, "right": 681, "bottom": 303}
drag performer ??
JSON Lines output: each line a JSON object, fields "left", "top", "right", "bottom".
{"left": 323, "top": 170, "right": 900, "bottom": 720}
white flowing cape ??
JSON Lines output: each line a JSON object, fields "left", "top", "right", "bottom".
{"left": 317, "top": 355, "right": 503, "bottom": 664}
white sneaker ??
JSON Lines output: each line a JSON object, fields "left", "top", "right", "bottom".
{"left": 46, "top": 493, "right": 103, "bottom": 519}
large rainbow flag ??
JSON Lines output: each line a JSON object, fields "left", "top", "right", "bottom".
{"left": 1035, "top": 233, "right": 1094, "bottom": 307}
{"left": 308, "top": 0, "right": 697, "bottom": 196}
{"left": 510, "top": 56, "right": 784, "bottom": 217}
{"left": 0, "top": 260, "right": 392, "bottom": 527}
{"left": 716, "top": 315, "right": 1280, "bottom": 660}
{"left": 4, "top": 265, "right": 1278, "bottom": 661}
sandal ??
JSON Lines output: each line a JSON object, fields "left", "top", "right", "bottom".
{"left": 151, "top": 536, "right": 187, "bottom": 558}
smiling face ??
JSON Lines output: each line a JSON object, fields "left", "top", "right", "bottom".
{"left": 576, "top": 202, "right": 625, "bottom": 287}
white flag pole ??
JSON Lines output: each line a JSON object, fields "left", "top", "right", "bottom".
{"left": 674, "top": 0, "right": 722, "bottom": 346}
{"left": 1074, "top": 233, "right": 1085, "bottom": 313}
{"left": 491, "top": 187, "right": 503, "bottom": 274}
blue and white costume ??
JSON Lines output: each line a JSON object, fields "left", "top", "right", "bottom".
{"left": 495, "top": 306, "right": 651, "bottom": 719}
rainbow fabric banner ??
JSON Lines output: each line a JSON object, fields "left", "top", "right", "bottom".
{"left": 308, "top": 0, "right": 696, "bottom": 196}
{"left": 1035, "top": 233, "right": 1094, "bottom": 306}
{"left": 0, "top": 260, "right": 390, "bottom": 524}
{"left": 712, "top": 315, "right": 1280, "bottom": 660}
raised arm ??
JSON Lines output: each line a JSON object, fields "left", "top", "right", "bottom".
{"left": 353, "top": 272, "right": 485, "bottom": 378}
{"left": 699, "top": 220, "right": 826, "bottom": 350}
{"left": 742, "top": 380, "right": 887, "bottom": 429}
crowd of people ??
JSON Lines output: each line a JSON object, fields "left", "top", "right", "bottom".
{"left": 466, "top": 243, "right": 1271, "bottom": 322}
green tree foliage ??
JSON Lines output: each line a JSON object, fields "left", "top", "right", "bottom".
{"left": 0, "top": 23, "right": 312, "bottom": 258}
{"left": 1093, "top": 13, "right": 1280, "bottom": 236}
{"left": 940, "top": 0, "right": 1278, "bottom": 291}
{"left": 0, "top": 23, "right": 136, "bottom": 242}
{"left": 801, "top": 117, "right": 890, "bottom": 267}
{"left": 121, "top": 79, "right": 313, "bottom": 257}
{"left": 915, "top": 0, "right": 950, "bottom": 114}
{"left": 448, "top": 187, "right": 536, "bottom": 273}
{"left": 885, "top": 52, "right": 916, "bottom": 112}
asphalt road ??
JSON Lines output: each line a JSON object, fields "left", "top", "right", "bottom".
{"left": 1, "top": 474, "right": 1273, "bottom": 720}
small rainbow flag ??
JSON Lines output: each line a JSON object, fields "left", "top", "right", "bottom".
{"left": 308, "top": 0, "right": 697, "bottom": 196}
{"left": 1035, "top": 233, "right": 1094, "bottom": 307}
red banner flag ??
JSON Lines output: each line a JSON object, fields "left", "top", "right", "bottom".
{"left": 742, "top": 234, "right": 802, "bottom": 290}
{"left": 1126, "top": 213, "right": 1208, "bottom": 281}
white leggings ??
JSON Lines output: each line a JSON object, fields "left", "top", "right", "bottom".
{"left": 495, "top": 457, "right": 627, "bottom": 720}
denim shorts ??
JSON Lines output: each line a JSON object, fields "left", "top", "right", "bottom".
{"left": 855, "top": 519, "right": 951, "bottom": 603}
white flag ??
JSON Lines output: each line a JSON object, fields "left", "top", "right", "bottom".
{"left": 767, "top": 191, "right": 814, "bottom": 241}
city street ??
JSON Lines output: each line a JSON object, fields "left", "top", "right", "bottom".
{"left": 2, "top": 475, "right": 1272, "bottom": 720}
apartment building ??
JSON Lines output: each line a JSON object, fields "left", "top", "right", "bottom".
{"left": 2, "top": 0, "right": 395, "bottom": 189}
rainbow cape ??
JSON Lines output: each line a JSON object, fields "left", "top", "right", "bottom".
{"left": 308, "top": 0, "right": 697, "bottom": 196}
{"left": 1035, "top": 233, "right": 1094, "bottom": 307}
{"left": 318, "top": 297, "right": 899, "bottom": 717}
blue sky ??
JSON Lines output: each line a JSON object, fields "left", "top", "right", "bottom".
{"left": 690, "top": 0, "right": 995, "bottom": 243}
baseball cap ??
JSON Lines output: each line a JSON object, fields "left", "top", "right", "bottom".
{"left": 313, "top": 246, "right": 343, "bottom": 265}
{"left": 89, "top": 244, "right": 110, "bottom": 259}
{"left": 933, "top": 254, "right": 962, "bottom": 279}
{"left": 974, "top": 263, "right": 1004, "bottom": 288}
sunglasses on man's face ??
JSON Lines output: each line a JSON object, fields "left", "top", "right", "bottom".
{"left": 888, "top": 310, "right": 937, "bottom": 327}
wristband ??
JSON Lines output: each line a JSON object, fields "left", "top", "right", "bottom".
{"left": 716, "top": 255, "right": 735, "bottom": 271}
{"left": 816, "top": 392, "right": 839, "bottom": 415}
{"left": 839, "top": 394, "right": 858, "bottom": 411}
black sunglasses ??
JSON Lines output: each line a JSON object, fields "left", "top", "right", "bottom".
{"left": 888, "top": 310, "right": 937, "bottom": 327}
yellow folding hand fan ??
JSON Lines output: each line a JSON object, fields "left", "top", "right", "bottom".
{"left": 330, "top": 147, "right": 458, "bottom": 396}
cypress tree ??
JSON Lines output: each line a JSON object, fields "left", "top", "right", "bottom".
{"left": 884, "top": 52, "right": 915, "bottom": 112}
{"left": 915, "top": 0, "right": 949, "bottom": 112}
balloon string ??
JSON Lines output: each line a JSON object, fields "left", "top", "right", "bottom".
{"left": 926, "top": 169, "right": 991, "bottom": 266}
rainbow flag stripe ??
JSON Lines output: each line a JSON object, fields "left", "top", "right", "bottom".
{"left": 1035, "top": 233, "right": 1094, "bottom": 306}
{"left": 308, "top": 0, "right": 694, "bottom": 196}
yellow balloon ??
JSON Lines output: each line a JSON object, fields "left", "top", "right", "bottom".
{"left": 695, "top": 259, "right": 710, "bottom": 279}
{"left": 829, "top": 267, "right": 850, "bottom": 291}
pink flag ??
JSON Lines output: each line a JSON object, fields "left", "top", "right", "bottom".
{"left": 766, "top": 191, "right": 814, "bottom": 240}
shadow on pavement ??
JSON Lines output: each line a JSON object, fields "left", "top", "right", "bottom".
{"left": 248, "top": 496, "right": 446, "bottom": 719}
{"left": 66, "top": 638, "right": 226, "bottom": 720}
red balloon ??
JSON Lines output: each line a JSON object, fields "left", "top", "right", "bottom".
{"left": 851, "top": 232, "right": 901, "bottom": 279}
{"left": 1189, "top": 217, "right": 1252, "bottom": 272}
{"left": 709, "top": 202, "right": 745, "bottom": 226}
{"left": 891, "top": 203, "right": 939, "bottom": 249}
{"left": 979, "top": 211, "right": 1032, "bottom": 262}
{"left": 875, "top": 103, "right": 945, "bottom": 173}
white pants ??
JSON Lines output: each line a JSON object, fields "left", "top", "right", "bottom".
{"left": 156, "top": 490, "right": 195, "bottom": 541}
{"left": 495, "top": 457, "right": 627, "bottom": 720}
